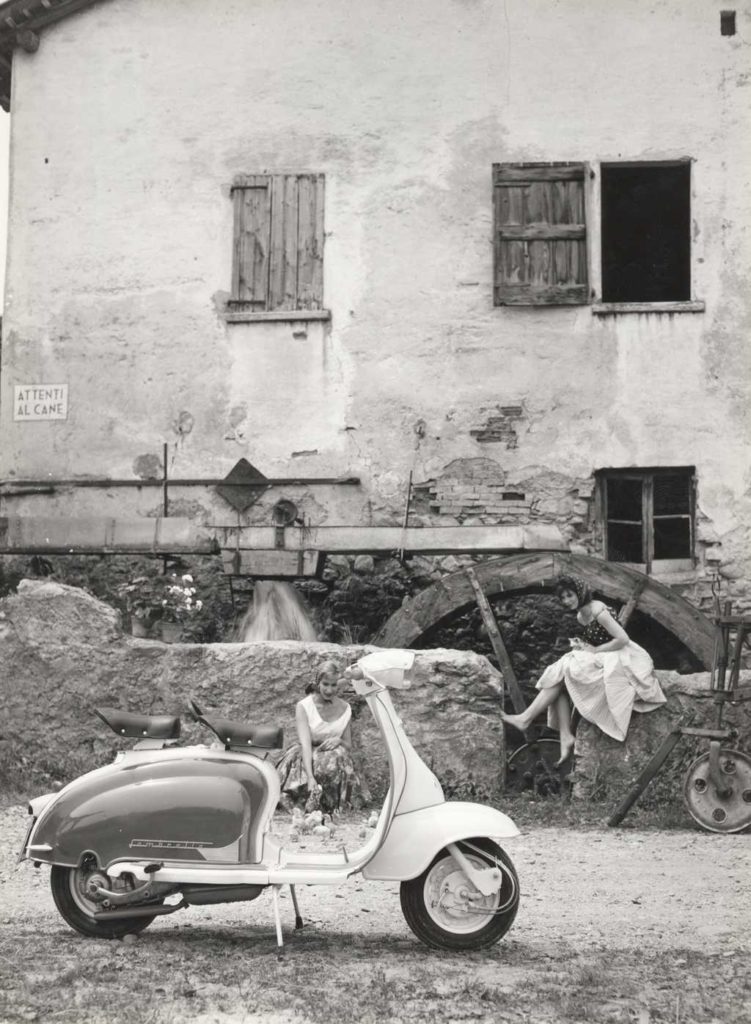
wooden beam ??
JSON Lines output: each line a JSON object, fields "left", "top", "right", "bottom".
{"left": 465, "top": 567, "right": 526, "bottom": 713}
{"left": 0, "top": 517, "right": 566, "bottom": 559}
{"left": 607, "top": 728, "right": 684, "bottom": 827}
{"left": 617, "top": 579, "right": 647, "bottom": 627}
{"left": 15, "top": 27, "right": 38, "bottom": 51}
{"left": 0, "top": 516, "right": 218, "bottom": 554}
{"left": 215, "top": 524, "right": 566, "bottom": 555}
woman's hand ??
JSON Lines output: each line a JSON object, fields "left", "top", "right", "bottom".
{"left": 307, "top": 774, "right": 321, "bottom": 793}
{"left": 318, "top": 738, "right": 341, "bottom": 751}
{"left": 570, "top": 638, "right": 595, "bottom": 653}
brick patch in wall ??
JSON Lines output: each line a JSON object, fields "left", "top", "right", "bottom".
{"left": 413, "top": 458, "right": 535, "bottom": 519}
{"left": 469, "top": 405, "right": 525, "bottom": 447}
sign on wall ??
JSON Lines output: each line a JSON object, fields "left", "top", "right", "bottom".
{"left": 13, "top": 384, "right": 69, "bottom": 421}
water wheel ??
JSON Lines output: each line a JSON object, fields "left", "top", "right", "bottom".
{"left": 375, "top": 553, "right": 715, "bottom": 793}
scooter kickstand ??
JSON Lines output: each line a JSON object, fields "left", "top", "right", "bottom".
{"left": 271, "top": 885, "right": 284, "bottom": 953}
{"left": 289, "top": 884, "right": 304, "bottom": 930}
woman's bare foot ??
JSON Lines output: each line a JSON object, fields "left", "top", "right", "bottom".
{"left": 500, "top": 711, "right": 529, "bottom": 735}
{"left": 555, "top": 736, "right": 575, "bottom": 767}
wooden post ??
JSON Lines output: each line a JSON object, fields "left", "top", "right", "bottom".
{"left": 465, "top": 567, "right": 527, "bottom": 714}
{"left": 617, "top": 579, "right": 646, "bottom": 627}
{"left": 607, "top": 728, "right": 683, "bottom": 827}
{"left": 162, "top": 443, "right": 169, "bottom": 576}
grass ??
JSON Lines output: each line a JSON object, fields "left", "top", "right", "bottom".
{"left": 0, "top": 927, "right": 748, "bottom": 1024}
{"left": 499, "top": 790, "right": 701, "bottom": 833}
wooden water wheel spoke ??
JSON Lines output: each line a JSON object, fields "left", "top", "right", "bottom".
{"left": 465, "top": 566, "right": 526, "bottom": 714}
{"left": 617, "top": 579, "right": 646, "bottom": 627}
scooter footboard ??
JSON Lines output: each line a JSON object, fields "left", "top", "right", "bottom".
{"left": 361, "top": 801, "right": 519, "bottom": 882}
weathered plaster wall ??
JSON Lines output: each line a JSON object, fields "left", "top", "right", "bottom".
{"left": 1, "top": 0, "right": 750, "bottom": 602}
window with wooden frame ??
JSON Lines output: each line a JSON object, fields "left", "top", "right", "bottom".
{"left": 493, "top": 163, "right": 588, "bottom": 306}
{"left": 228, "top": 174, "right": 327, "bottom": 318}
{"left": 597, "top": 467, "right": 695, "bottom": 573}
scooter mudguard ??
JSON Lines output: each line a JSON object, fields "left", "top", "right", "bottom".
{"left": 27, "top": 751, "right": 276, "bottom": 869}
{"left": 361, "top": 801, "right": 519, "bottom": 882}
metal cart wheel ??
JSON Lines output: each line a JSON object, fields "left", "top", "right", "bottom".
{"left": 506, "top": 738, "right": 567, "bottom": 797}
{"left": 683, "top": 747, "right": 751, "bottom": 833}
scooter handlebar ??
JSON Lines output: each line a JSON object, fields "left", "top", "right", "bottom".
{"left": 350, "top": 650, "right": 416, "bottom": 692}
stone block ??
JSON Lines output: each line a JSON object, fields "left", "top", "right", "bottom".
{"left": 573, "top": 670, "right": 751, "bottom": 813}
{"left": 0, "top": 580, "right": 506, "bottom": 803}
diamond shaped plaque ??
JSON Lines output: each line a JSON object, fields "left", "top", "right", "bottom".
{"left": 215, "top": 459, "right": 270, "bottom": 512}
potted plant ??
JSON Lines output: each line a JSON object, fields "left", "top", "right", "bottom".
{"left": 118, "top": 572, "right": 203, "bottom": 641}
{"left": 117, "top": 576, "right": 158, "bottom": 637}
{"left": 156, "top": 573, "right": 203, "bottom": 642}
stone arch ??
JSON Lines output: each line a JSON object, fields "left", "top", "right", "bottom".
{"left": 374, "top": 552, "right": 715, "bottom": 668}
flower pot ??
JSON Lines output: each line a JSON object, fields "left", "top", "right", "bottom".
{"left": 130, "top": 616, "right": 150, "bottom": 638}
{"left": 159, "top": 620, "right": 183, "bottom": 644}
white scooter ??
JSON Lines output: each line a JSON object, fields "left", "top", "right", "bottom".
{"left": 19, "top": 649, "right": 520, "bottom": 951}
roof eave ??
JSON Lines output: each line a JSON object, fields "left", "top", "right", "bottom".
{"left": 0, "top": 0, "right": 107, "bottom": 111}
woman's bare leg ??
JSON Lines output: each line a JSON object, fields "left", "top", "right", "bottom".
{"left": 552, "top": 691, "right": 575, "bottom": 766}
{"left": 500, "top": 681, "right": 565, "bottom": 733}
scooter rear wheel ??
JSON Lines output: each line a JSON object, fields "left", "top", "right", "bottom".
{"left": 51, "top": 864, "right": 159, "bottom": 939}
{"left": 400, "top": 838, "right": 519, "bottom": 951}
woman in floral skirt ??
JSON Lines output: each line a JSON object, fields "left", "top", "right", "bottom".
{"left": 276, "top": 660, "right": 371, "bottom": 813}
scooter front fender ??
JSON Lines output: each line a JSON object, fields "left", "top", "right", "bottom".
{"left": 361, "top": 801, "right": 519, "bottom": 882}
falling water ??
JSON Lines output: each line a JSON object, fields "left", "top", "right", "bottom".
{"left": 236, "top": 580, "right": 318, "bottom": 642}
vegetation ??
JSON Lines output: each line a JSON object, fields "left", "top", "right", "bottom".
{"left": 0, "top": 924, "right": 746, "bottom": 1024}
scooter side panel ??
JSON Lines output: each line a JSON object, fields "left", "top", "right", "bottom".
{"left": 361, "top": 801, "right": 520, "bottom": 881}
{"left": 31, "top": 756, "right": 270, "bottom": 868}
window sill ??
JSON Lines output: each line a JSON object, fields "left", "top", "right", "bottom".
{"left": 224, "top": 309, "right": 331, "bottom": 324}
{"left": 615, "top": 560, "right": 696, "bottom": 580}
{"left": 592, "top": 301, "right": 705, "bottom": 315}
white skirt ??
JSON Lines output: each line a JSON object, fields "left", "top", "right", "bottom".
{"left": 537, "top": 641, "right": 667, "bottom": 741}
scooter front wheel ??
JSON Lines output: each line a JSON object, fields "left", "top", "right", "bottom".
{"left": 400, "top": 838, "right": 519, "bottom": 951}
{"left": 51, "top": 863, "right": 159, "bottom": 940}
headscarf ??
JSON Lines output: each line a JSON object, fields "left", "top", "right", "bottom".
{"left": 554, "top": 574, "right": 592, "bottom": 608}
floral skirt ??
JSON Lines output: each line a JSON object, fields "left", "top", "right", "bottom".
{"left": 275, "top": 742, "right": 371, "bottom": 813}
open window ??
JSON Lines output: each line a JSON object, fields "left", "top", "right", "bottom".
{"left": 228, "top": 173, "right": 328, "bottom": 320}
{"left": 492, "top": 159, "right": 702, "bottom": 313}
{"left": 600, "top": 161, "right": 691, "bottom": 304}
{"left": 597, "top": 467, "right": 695, "bottom": 573}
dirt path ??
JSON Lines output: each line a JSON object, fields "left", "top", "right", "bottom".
{"left": 0, "top": 804, "right": 749, "bottom": 1024}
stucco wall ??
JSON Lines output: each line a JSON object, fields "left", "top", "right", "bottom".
{"left": 1, "top": 0, "right": 750, "bottom": 603}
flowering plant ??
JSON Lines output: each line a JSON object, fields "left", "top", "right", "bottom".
{"left": 118, "top": 573, "right": 203, "bottom": 623}
{"left": 159, "top": 573, "right": 203, "bottom": 622}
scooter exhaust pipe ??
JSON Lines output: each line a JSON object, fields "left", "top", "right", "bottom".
{"left": 94, "top": 900, "right": 187, "bottom": 921}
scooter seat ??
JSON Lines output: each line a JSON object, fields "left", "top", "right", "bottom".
{"left": 95, "top": 707, "right": 181, "bottom": 740}
{"left": 201, "top": 714, "right": 283, "bottom": 750}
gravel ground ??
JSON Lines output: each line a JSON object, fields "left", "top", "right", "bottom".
{"left": 0, "top": 803, "right": 749, "bottom": 1023}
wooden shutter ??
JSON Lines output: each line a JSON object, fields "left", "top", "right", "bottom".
{"left": 231, "top": 174, "right": 324, "bottom": 310}
{"left": 493, "top": 163, "right": 588, "bottom": 305}
{"left": 231, "top": 175, "right": 272, "bottom": 307}
{"left": 295, "top": 174, "right": 325, "bottom": 309}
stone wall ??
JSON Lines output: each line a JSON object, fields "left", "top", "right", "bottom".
{"left": 0, "top": 580, "right": 505, "bottom": 802}
{"left": 574, "top": 671, "right": 751, "bottom": 810}
{"left": 3, "top": 579, "right": 749, "bottom": 818}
